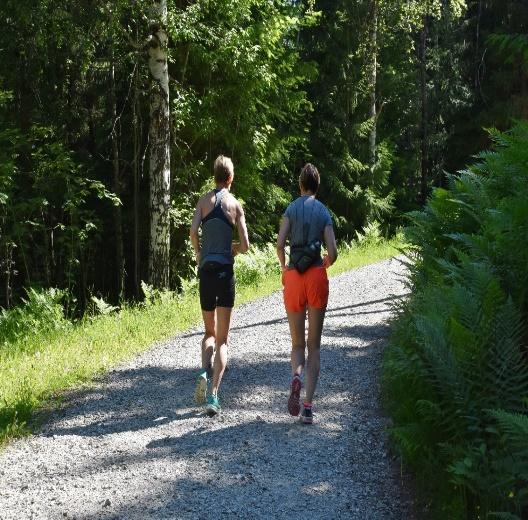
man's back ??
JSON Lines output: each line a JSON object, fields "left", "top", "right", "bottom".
{"left": 199, "top": 189, "right": 239, "bottom": 226}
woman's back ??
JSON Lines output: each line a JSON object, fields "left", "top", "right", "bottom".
{"left": 285, "top": 196, "right": 332, "bottom": 247}
{"left": 284, "top": 196, "right": 332, "bottom": 267}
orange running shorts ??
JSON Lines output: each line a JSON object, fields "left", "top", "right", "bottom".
{"left": 282, "top": 266, "right": 329, "bottom": 312}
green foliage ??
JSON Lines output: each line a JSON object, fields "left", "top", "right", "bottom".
{"left": 355, "top": 220, "right": 384, "bottom": 247}
{"left": 488, "top": 33, "right": 528, "bottom": 68}
{"left": 0, "top": 288, "right": 68, "bottom": 346}
{"left": 234, "top": 244, "right": 281, "bottom": 287}
{"left": 384, "top": 122, "right": 528, "bottom": 518}
{"left": 168, "top": 0, "right": 312, "bottom": 243}
{"left": 89, "top": 296, "right": 119, "bottom": 316}
{"left": 2, "top": 0, "right": 526, "bottom": 310}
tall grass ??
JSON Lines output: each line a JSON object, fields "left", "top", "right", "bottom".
{"left": 0, "top": 238, "right": 400, "bottom": 443}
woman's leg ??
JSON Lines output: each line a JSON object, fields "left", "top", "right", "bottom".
{"left": 286, "top": 310, "right": 306, "bottom": 376}
{"left": 210, "top": 306, "right": 232, "bottom": 396}
{"left": 305, "top": 306, "right": 326, "bottom": 404}
{"left": 286, "top": 309, "right": 305, "bottom": 416}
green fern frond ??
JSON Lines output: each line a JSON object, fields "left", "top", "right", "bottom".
{"left": 489, "top": 410, "right": 528, "bottom": 447}
{"left": 487, "top": 513, "right": 522, "bottom": 520}
{"left": 488, "top": 33, "right": 528, "bottom": 66}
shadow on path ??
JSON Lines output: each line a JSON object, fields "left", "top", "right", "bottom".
{"left": 9, "top": 269, "right": 415, "bottom": 520}
{"left": 45, "top": 331, "right": 380, "bottom": 440}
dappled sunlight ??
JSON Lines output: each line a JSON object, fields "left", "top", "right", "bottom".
{"left": 302, "top": 481, "right": 333, "bottom": 495}
{"left": 0, "top": 259, "right": 414, "bottom": 518}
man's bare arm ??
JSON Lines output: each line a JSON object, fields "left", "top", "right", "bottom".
{"left": 190, "top": 200, "right": 202, "bottom": 265}
{"left": 232, "top": 202, "right": 249, "bottom": 256}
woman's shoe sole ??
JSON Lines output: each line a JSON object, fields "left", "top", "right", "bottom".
{"left": 288, "top": 378, "right": 302, "bottom": 416}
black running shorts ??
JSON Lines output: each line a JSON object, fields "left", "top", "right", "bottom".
{"left": 199, "top": 262, "right": 235, "bottom": 311}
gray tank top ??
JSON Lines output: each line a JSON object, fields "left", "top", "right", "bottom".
{"left": 200, "top": 189, "right": 234, "bottom": 267}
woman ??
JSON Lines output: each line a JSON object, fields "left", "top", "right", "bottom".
{"left": 276, "top": 163, "right": 338, "bottom": 424}
{"left": 190, "top": 155, "right": 249, "bottom": 416}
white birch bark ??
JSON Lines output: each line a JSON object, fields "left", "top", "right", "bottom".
{"left": 148, "top": 0, "right": 171, "bottom": 288}
{"left": 369, "top": 0, "right": 378, "bottom": 176}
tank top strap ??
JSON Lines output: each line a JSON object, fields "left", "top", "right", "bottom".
{"left": 214, "top": 188, "right": 227, "bottom": 207}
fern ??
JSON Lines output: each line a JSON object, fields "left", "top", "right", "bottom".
{"left": 489, "top": 410, "right": 528, "bottom": 450}
{"left": 488, "top": 514, "right": 522, "bottom": 520}
{"left": 383, "top": 122, "right": 528, "bottom": 518}
{"left": 488, "top": 33, "right": 528, "bottom": 67}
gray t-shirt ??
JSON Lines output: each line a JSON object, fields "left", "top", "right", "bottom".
{"left": 283, "top": 196, "right": 333, "bottom": 267}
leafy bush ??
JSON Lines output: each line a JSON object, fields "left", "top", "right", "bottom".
{"left": 355, "top": 220, "right": 384, "bottom": 247}
{"left": 234, "top": 244, "right": 281, "bottom": 288}
{"left": 384, "top": 122, "right": 528, "bottom": 519}
{"left": 0, "top": 288, "right": 68, "bottom": 346}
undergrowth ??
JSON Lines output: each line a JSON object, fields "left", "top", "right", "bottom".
{"left": 383, "top": 121, "right": 528, "bottom": 519}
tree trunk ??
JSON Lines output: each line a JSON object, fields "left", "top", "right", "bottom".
{"left": 368, "top": 0, "right": 378, "bottom": 176}
{"left": 419, "top": 17, "right": 429, "bottom": 205}
{"left": 148, "top": 0, "right": 171, "bottom": 289}
{"left": 3, "top": 241, "right": 14, "bottom": 308}
{"left": 110, "top": 54, "right": 125, "bottom": 300}
{"left": 474, "top": 0, "right": 483, "bottom": 92}
{"left": 133, "top": 59, "right": 141, "bottom": 297}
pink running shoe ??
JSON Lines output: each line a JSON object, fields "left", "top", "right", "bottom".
{"left": 301, "top": 405, "right": 313, "bottom": 425}
{"left": 288, "top": 376, "right": 302, "bottom": 416}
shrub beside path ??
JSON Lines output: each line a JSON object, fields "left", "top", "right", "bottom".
{"left": 0, "top": 258, "right": 416, "bottom": 519}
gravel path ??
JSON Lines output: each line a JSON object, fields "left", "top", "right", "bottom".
{"left": 0, "top": 258, "right": 415, "bottom": 520}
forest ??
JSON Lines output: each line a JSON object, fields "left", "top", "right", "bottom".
{"left": 0, "top": 0, "right": 525, "bottom": 308}
{"left": 1, "top": 0, "right": 528, "bottom": 517}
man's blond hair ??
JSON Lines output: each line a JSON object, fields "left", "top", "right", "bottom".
{"left": 214, "top": 155, "right": 234, "bottom": 184}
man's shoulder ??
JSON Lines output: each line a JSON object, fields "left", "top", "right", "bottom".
{"left": 223, "top": 191, "right": 239, "bottom": 204}
{"left": 198, "top": 190, "right": 214, "bottom": 204}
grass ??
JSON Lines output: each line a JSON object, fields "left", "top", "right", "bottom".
{"left": 0, "top": 237, "right": 401, "bottom": 443}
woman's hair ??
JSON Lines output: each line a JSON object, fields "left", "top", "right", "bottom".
{"left": 214, "top": 155, "right": 234, "bottom": 184}
{"left": 299, "top": 163, "right": 320, "bottom": 193}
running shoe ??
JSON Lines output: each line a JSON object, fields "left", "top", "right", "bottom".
{"left": 301, "top": 406, "right": 313, "bottom": 425}
{"left": 288, "top": 375, "right": 302, "bottom": 416}
{"left": 205, "top": 394, "right": 221, "bottom": 417}
{"left": 194, "top": 369, "right": 208, "bottom": 405}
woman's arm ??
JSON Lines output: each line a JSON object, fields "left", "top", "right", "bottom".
{"left": 322, "top": 225, "right": 338, "bottom": 268}
{"left": 276, "top": 217, "right": 290, "bottom": 271}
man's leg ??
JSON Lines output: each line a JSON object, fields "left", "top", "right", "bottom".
{"left": 196, "top": 267, "right": 217, "bottom": 403}
{"left": 210, "top": 306, "right": 232, "bottom": 397}
{"left": 195, "top": 310, "right": 215, "bottom": 405}
{"left": 201, "top": 310, "right": 216, "bottom": 371}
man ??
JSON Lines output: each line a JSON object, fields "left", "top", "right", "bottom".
{"left": 189, "top": 155, "right": 249, "bottom": 416}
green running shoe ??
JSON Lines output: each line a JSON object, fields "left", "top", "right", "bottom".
{"left": 205, "top": 394, "right": 221, "bottom": 417}
{"left": 194, "top": 369, "right": 208, "bottom": 405}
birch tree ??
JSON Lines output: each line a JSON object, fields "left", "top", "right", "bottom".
{"left": 148, "top": 0, "right": 171, "bottom": 289}
{"left": 368, "top": 0, "right": 378, "bottom": 175}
